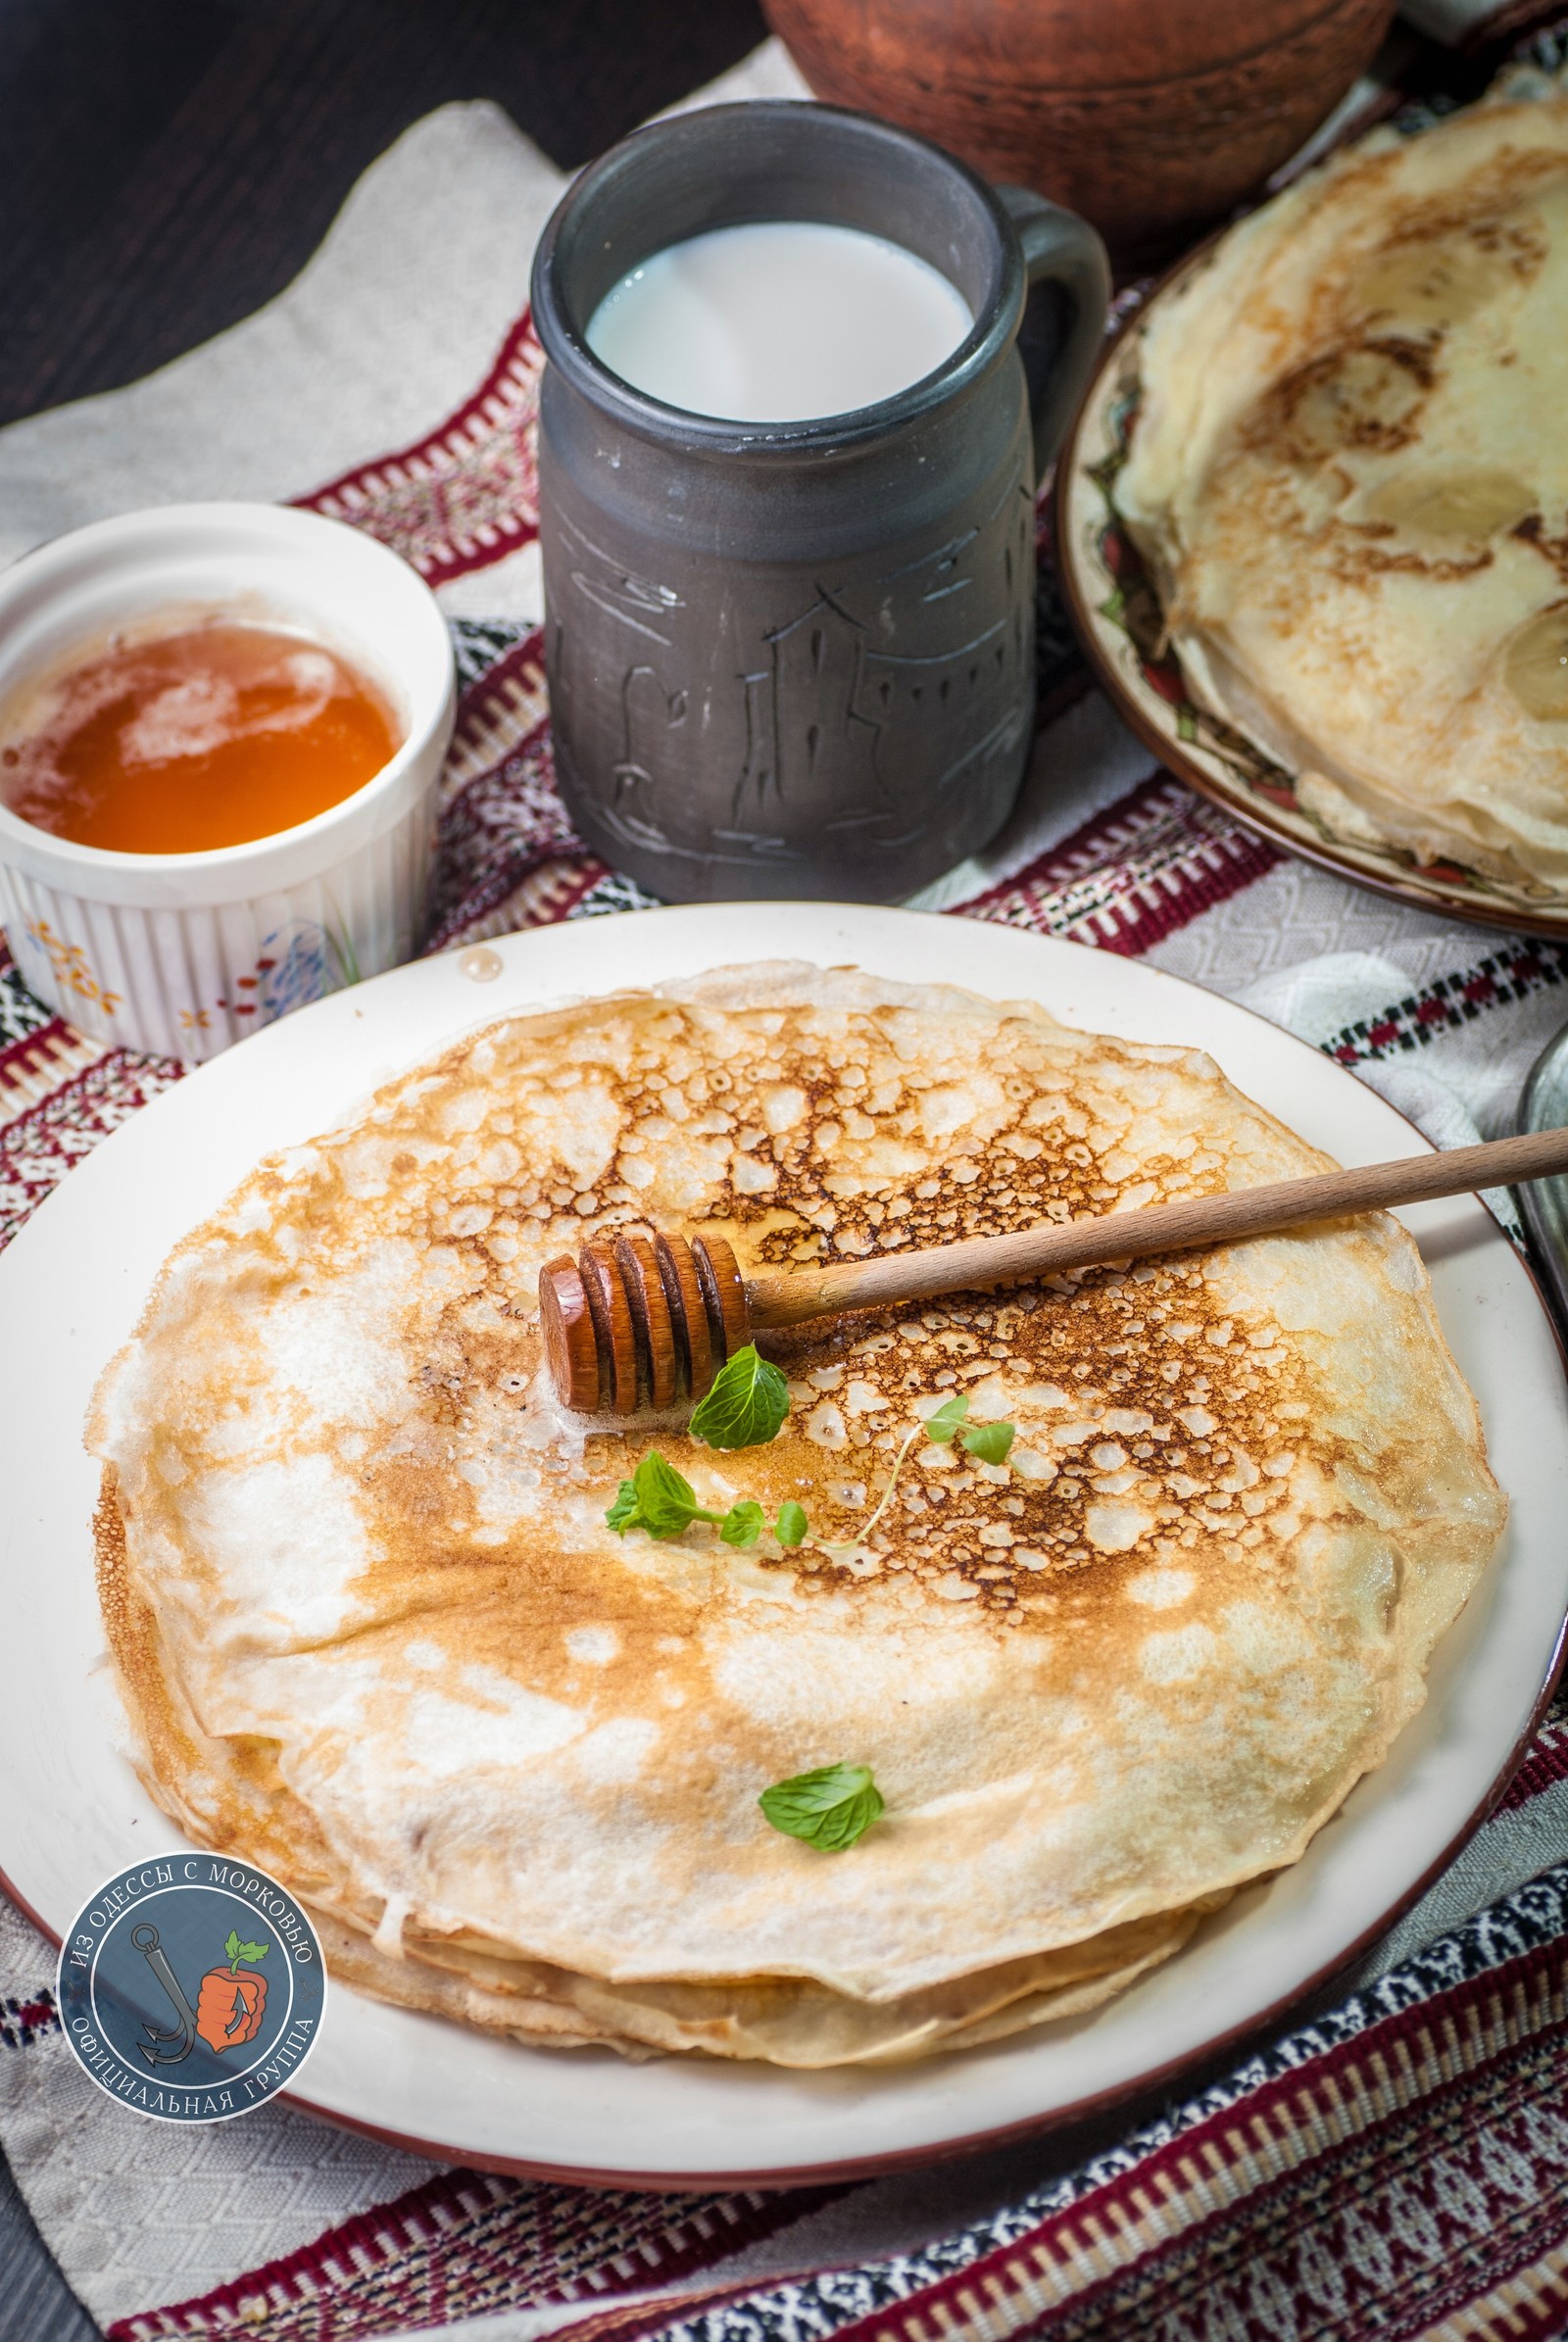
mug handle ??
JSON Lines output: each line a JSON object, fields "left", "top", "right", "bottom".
{"left": 996, "top": 186, "right": 1112, "bottom": 487}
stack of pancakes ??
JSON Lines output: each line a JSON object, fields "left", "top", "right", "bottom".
{"left": 90, "top": 966, "right": 1504, "bottom": 2064}
{"left": 1117, "top": 71, "right": 1568, "bottom": 891}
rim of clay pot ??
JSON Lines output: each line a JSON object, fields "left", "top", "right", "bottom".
{"left": 529, "top": 99, "right": 1027, "bottom": 458}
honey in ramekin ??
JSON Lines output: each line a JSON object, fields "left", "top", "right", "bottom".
{"left": 0, "top": 618, "right": 402, "bottom": 854}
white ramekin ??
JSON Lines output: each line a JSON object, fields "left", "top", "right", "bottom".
{"left": 0, "top": 503, "right": 456, "bottom": 1061}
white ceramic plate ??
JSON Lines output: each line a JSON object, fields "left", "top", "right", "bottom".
{"left": 3, "top": 903, "right": 1565, "bottom": 2187}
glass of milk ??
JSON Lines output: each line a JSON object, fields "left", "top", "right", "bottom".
{"left": 531, "top": 101, "right": 1108, "bottom": 905}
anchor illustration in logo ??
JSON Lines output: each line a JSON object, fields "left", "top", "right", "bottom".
{"left": 130, "top": 1925, "right": 270, "bottom": 2065}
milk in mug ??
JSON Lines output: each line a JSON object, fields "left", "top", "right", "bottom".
{"left": 584, "top": 220, "right": 973, "bottom": 424}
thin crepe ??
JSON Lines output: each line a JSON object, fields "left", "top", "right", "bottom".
{"left": 1117, "top": 69, "right": 1568, "bottom": 890}
{"left": 90, "top": 965, "right": 1505, "bottom": 2063}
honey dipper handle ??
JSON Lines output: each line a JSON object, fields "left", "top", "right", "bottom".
{"left": 745, "top": 1125, "right": 1568, "bottom": 1329}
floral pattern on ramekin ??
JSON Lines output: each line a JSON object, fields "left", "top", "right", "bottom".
{"left": 23, "top": 918, "right": 123, "bottom": 1019}
{"left": 0, "top": 801, "right": 431, "bottom": 1062}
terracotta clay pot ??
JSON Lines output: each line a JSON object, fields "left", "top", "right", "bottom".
{"left": 760, "top": 0, "right": 1397, "bottom": 271}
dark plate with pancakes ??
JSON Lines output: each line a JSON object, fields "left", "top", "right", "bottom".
{"left": 1054, "top": 60, "right": 1568, "bottom": 938}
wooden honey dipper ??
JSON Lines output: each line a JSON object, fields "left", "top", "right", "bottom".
{"left": 537, "top": 1124, "right": 1568, "bottom": 1414}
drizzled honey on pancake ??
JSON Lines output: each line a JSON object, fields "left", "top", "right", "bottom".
{"left": 89, "top": 966, "right": 1504, "bottom": 2063}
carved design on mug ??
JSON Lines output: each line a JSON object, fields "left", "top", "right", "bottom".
{"left": 882, "top": 521, "right": 982, "bottom": 606}
{"left": 546, "top": 441, "right": 1038, "bottom": 877}
{"left": 731, "top": 586, "right": 884, "bottom": 844}
{"left": 560, "top": 510, "right": 685, "bottom": 647}
{"left": 723, "top": 471, "right": 1035, "bottom": 849}
{"left": 612, "top": 665, "right": 689, "bottom": 851}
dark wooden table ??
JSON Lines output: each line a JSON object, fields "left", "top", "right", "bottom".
{"left": 0, "top": 7, "right": 764, "bottom": 2326}
{"left": 0, "top": 0, "right": 765, "bottom": 427}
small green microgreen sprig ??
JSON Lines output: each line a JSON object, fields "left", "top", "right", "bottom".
{"left": 689, "top": 1344, "right": 790, "bottom": 1449}
{"left": 606, "top": 1450, "right": 800, "bottom": 1549}
{"left": 922, "top": 1392, "right": 971, "bottom": 1444}
{"left": 817, "top": 1392, "right": 1016, "bottom": 1560}
{"left": 962, "top": 1420, "right": 1017, "bottom": 1464}
{"left": 775, "top": 1499, "right": 808, "bottom": 1548}
{"left": 760, "top": 1762, "right": 884, "bottom": 1851}
{"left": 922, "top": 1391, "right": 1016, "bottom": 1462}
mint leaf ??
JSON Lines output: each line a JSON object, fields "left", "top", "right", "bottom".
{"left": 774, "top": 1500, "right": 808, "bottom": 1548}
{"left": 606, "top": 1450, "right": 703, "bottom": 1539}
{"left": 760, "top": 1763, "right": 884, "bottom": 1852}
{"left": 607, "top": 1451, "right": 766, "bottom": 1544}
{"left": 923, "top": 1393, "right": 970, "bottom": 1445}
{"left": 630, "top": 1451, "right": 703, "bottom": 1537}
{"left": 719, "top": 1499, "right": 764, "bottom": 1549}
{"left": 962, "top": 1420, "right": 1015, "bottom": 1464}
{"left": 689, "top": 1344, "right": 790, "bottom": 1450}
{"left": 605, "top": 1480, "right": 640, "bottom": 1534}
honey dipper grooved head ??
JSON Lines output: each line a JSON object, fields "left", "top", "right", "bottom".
{"left": 537, "top": 1231, "right": 752, "bottom": 1413}
{"left": 538, "top": 1254, "right": 602, "bottom": 1414}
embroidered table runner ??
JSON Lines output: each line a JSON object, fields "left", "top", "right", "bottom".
{"left": 7, "top": 27, "right": 1568, "bottom": 2342}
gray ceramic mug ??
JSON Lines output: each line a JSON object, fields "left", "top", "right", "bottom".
{"left": 530, "top": 102, "right": 1110, "bottom": 903}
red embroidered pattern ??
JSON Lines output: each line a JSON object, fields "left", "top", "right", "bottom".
{"left": 424, "top": 628, "right": 601, "bottom": 948}
{"left": 108, "top": 2171, "right": 841, "bottom": 2342}
{"left": 957, "top": 771, "right": 1282, "bottom": 954}
{"left": 821, "top": 1933, "right": 1568, "bottom": 2342}
{"left": 1496, "top": 1719, "right": 1568, "bottom": 1817}
{"left": 0, "top": 1988, "right": 58, "bottom": 2049}
{"left": 1324, "top": 943, "right": 1568, "bottom": 1067}
{"left": 0, "top": 1035, "right": 185, "bottom": 1245}
{"left": 293, "top": 310, "right": 543, "bottom": 588}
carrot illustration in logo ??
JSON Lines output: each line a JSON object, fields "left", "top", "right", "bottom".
{"left": 194, "top": 1929, "right": 269, "bottom": 2052}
